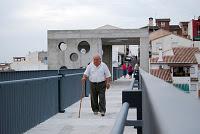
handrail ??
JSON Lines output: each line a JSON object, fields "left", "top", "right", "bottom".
{"left": 110, "top": 102, "right": 129, "bottom": 134}
{"left": 64, "top": 73, "right": 83, "bottom": 77}
{"left": 140, "top": 69, "right": 200, "bottom": 134}
{"left": 0, "top": 75, "right": 62, "bottom": 85}
{"left": 128, "top": 78, "right": 136, "bottom": 90}
{"left": 0, "top": 70, "right": 86, "bottom": 134}
{"left": 0, "top": 73, "right": 84, "bottom": 85}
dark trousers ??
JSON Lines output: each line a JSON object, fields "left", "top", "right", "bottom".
{"left": 90, "top": 81, "right": 106, "bottom": 113}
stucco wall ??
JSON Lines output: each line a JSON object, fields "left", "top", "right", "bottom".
{"left": 152, "top": 34, "right": 193, "bottom": 56}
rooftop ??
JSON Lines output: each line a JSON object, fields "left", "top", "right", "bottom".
{"left": 150, "top": 47, "right": 200, "bottom": 64}
{"left": 155, "top": 18, "right": 171, "bottom": 22}
{"left": 169, "top": 25, "right": 181, "bottom": 30}
{"left": 150, "top": 69, "right": 172, "bottom": 82}
{"left": 96, "top": 24, "right": 121, "bottom": 29}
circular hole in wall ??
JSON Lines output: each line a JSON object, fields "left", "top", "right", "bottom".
{"left": 78, "top": 41, "right": 90, "bottom": 53}
{"left": 58, "top": 42, "right": 67, "bottom": 51}
{"left": 60, "top": 66, "right": 68, "bottom": 70}
{"left": 70, "top": 53, "right": 78, "bottom": 62}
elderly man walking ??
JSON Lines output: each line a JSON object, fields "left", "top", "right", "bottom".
{"left": 82, "top": 53, "right": 111, "bottom": 116}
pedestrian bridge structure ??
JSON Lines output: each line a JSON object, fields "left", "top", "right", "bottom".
{"left": 1, "top": 69, "right": 200, "bottom": 134}
{"left": 25, "top": 78, "right": 137, "bottom": 134}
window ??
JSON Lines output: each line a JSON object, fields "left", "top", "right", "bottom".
{"left": 78, "top": 41, "right": 90, "bottom": 54}
{"left": 173, "top": 67, "right": 190, "bottom": 77}
{"left": 58, "top": 42, "right": 67, "bottom": 51}
{"left": 60, "top": 66, "right": 67, "bottom": 70}
{"left": 70, "top": 53, "right": 78, "bottom": 62}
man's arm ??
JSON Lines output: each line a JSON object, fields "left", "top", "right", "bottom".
{"left": 82, "top": 74, "right": 88, "bottom": 81}
{"left": 104, "top": 63, "right": 111, "bottom": 89}
{"left": 105, "top": 77, "right": 111, "bottom": 89}
{"left": 82, "top": 74, "right": 88, "bottom": 85}
{"left": 82, "top": 65, "right": 90, "bottom": 84}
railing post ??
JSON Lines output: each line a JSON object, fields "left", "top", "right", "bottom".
{"left": 58, "top": 72, "right": 65, "bottom": 113}
{"left": 122, "top": 87, "right": 142, "bottom": 134}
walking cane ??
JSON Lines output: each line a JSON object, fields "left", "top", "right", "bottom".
{"left": 78, "top": 81, "right": 85, "bottom": 118}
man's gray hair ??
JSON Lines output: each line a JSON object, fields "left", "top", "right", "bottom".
{"left": 93, "top": 53, "right": 101, "bottom": 60}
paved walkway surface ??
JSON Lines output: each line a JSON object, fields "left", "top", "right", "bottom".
{"left": 25, "top": 78, "right": 137, "bottom": 134}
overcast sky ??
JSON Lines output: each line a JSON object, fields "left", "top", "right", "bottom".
{"left": 0, "top": 0, "right": 200, "bottom": 62}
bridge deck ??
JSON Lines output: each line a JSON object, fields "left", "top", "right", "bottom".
{"left": 25, "top": 78, "right": 137, "bottom": 134}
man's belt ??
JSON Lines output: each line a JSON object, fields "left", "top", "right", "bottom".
{"left": 91, "top": 81, "right": 105, "bottom": 84}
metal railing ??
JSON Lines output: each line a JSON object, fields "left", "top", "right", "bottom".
{"left": 140, "top": 69, "right": 200, "bottom": 134}
{"left": 112, "top": 69, "right": 200, "bottom": 134}
{"left": 110, "top": 102, "right": 129, "bottom": 134}
{"left": 111, "top": 77, "right": 142, "bottom": 134}
{"left": 0, "top": 69, "right": 84, "bottom": 82}
{"left": 0, "top": 70, "right": 89, "bottom": 134}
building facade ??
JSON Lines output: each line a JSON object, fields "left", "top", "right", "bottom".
{"left": 150, "top": 31, "right": 193, "bottom": 57}
{"left": 150, "top": 47, "right": 200, "bottom": 92}
{"left": 48, "top": 25, "right": 149, "bottom": 72}
{"left": 0, "top": 63, "right": 11, "bottom": 71}
{"left": 10, "top": 51, "right": 48, "bottom": 71}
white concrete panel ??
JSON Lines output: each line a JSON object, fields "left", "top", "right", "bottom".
{"left": 140, "top": 37, "right": 149, "bottom": 72}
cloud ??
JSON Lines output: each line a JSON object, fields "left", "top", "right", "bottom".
{"left": 0, "top": 0, "right": 200, "bottom": 62}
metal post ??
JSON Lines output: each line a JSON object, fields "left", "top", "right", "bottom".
{"left": 58, "top": 73, "right": 65, "bottom": 113}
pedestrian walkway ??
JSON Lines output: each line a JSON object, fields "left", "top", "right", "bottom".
{"left": 25, "top": 78, "right": 137, "bottom": 134}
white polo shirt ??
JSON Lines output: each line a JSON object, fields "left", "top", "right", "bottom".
{"left": 84, "top": 62, "right": 111, "bottom": 83}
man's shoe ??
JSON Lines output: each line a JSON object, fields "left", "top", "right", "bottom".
{"left": 94, "top": 112, "right": 98, "bottom": 115}
{"left": 101, "top": 112, "right": 105, "bottom": 116}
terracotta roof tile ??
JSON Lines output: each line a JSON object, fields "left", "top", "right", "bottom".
{"left": 150, "top": 47, "right": 200, "bottom": 64}
{"left": 150, "top": 69, "right": 172, "bottom": 82}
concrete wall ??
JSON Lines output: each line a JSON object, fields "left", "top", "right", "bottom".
{"left": 172, "top": 77, "right": 190, "bottom": 84}
{"left": 150, "top": 64, "right": 170, "bottom": 69}
{"left": 10, "top": 51, "right": 48, "bottom": 71}
{"left": 48, "top": 28, "right": 149, "bottom": 71}
{"left": 190, "top": 65, "right": 198, "bottom": 78}
{"left": 194, "top": 41, "right": 200, "bottom": 48}
{"left": 48, "top": 38, "right": 102, "bottom": 69}
{"left": 10, "top": 62, "right": 47, "bottom": 71}
{"left": 188, "top": 21, "right": 193, "bottom": 39}
{"left": 140, "top": 37, "right": 149, "bottom": 72}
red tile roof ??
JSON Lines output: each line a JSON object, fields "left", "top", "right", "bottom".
{"left": 150, "top": 47, "right": 200, "bottom": 64}
{"left": 150, "top": 69, "right": 172, "bottom": 82}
